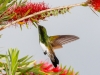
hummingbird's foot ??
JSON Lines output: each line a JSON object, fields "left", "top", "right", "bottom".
{"left": 44, "top": 51, "right": 47, "bottom": 55}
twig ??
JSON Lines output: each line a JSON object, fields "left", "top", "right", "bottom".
{"left": 0, "top": 2, "right": 87, "bottom": 31}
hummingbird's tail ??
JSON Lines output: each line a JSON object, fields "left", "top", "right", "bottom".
{"left": 49, "top": 54, "right": 59, "bottom": 67}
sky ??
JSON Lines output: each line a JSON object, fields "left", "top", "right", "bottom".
{"left": 0, "top": 0, "right": 100, "bottom": 75}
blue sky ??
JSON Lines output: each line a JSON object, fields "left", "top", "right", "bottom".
{"left": 0, "top": 0, "right": 100, "bottom": 75}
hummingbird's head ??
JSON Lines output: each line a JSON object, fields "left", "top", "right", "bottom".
{"left": 38, "top": 25, "right": 48, "bottom": 41}
{"left": 38, "top": 25, "right": 47, "bottom": 34}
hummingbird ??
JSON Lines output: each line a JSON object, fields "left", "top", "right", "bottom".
{"left": 37, "top": 25, "right": 79, "bottom": 67}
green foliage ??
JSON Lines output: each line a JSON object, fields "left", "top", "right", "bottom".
{"left": 0, "top": 0, "right": 27, "bottom": 25}
{"left": 17, "top": 0, "right": 27, "bottom": 6}
{"left": 0, "top": 48, "right": 79, "bottom": 75}
{"left": 0, "top": 48, "right": 35, "bottom": 75}
{"left": 5, "top": 48, "right": 19, "bottom": 75}
{"left": 0, "top": 0, "right": 16, "bottom": 24}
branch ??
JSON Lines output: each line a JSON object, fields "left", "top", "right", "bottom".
{"left": 0, "top": 2, "right": 87, "bottom": 31}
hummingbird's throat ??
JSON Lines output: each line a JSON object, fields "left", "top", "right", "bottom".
{"left": 40, "top": 42, "right": 49, "bottom": 54}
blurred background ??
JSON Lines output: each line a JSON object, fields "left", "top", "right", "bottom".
{"left": 0, "top": 0, "right": 100, "bottom": 75}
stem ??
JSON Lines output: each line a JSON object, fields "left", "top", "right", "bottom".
{"left": 0, "top": 2, "right": 87, "bottom": 31}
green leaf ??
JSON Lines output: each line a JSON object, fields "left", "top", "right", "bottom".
{"left": 0, "top": 0, "right": 4, "bottom": 4}
{"left": 18, "top": 0, "right": 23, "bottom": 6}
{"left": 7, "top": 0, "right": 16, "bottom": 8}
{"left": 18, "top": 55, "right": 29, "bottom": 62}
{"left": 17, "top": 0, "right": 27, "bottom": 6}
{"left": 20, "top": 25, "right": 22, "bottom": 30}
{"left": 5, "top": 52, "right": 11, "bottom": 75}
{"left": 0, "top": 7, "right": 7, "bottom": 14}
{"left": 12, "top": 62, "right": 18, "bottom": 75}
{"left": 18, "top": 54, "right": 33, "bottom": 68}
{"left": 4, "top": 64, "right": 9, "bottom": 75}
{"left": 18, "top": 56, "right": 32, "bottom": 66}
{"left": 32, "top": 22, "right": 37, "bottom": 28}
{"left": 0, "top": 54, "right": 6, "bottom": 58}
{"left": 75, "top": 72, "right": 79, "bottom": 75}
{"left": 0, "top": 61, "right": 5, "bottom": 67}
{"left": 26, "top": 23, "right": 28, "bottom": 29}
{"left": 66, "top": 66, "right": 71, "bottom": 75}
{"left": 18, "top": 67, "right": 33, "bottom": 75}
{"left": 5, "top": 48, "right": 19, "bottom": 75}
{"left": 0, "top": 0, "right": 9, "bottom": 11}
{"left": 60, "top": 65, "right": 66, "bottom": 74}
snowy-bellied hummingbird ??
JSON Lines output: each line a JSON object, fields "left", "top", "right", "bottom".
{"left": 37, "top": 25, "right": 79, "bottom": 67}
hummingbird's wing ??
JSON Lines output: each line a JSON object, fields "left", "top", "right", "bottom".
{"left": 49, "top": 35, "right": 79, "bottom": 49}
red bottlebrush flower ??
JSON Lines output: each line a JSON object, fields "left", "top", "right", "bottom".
{"left": 39, "top": 62, "right": 76, "bottom": 75}
{"left": 8, "top": 2, "right": 49, "bottom": 24}
{"left": 88, "top": 0, "right": 100, "bottom": 11}
{"left": 40, "top": 62, "right": 53, "bottom": 72}
{"left": 22, "top": 61, "right": 77, "bottom": 75}
{"left": 52, "top": 66, "right": 61, "bottom": 72}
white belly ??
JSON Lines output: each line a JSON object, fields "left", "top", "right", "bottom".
{"left": 40, "top": 42, "right": 48, "bottom": 52}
